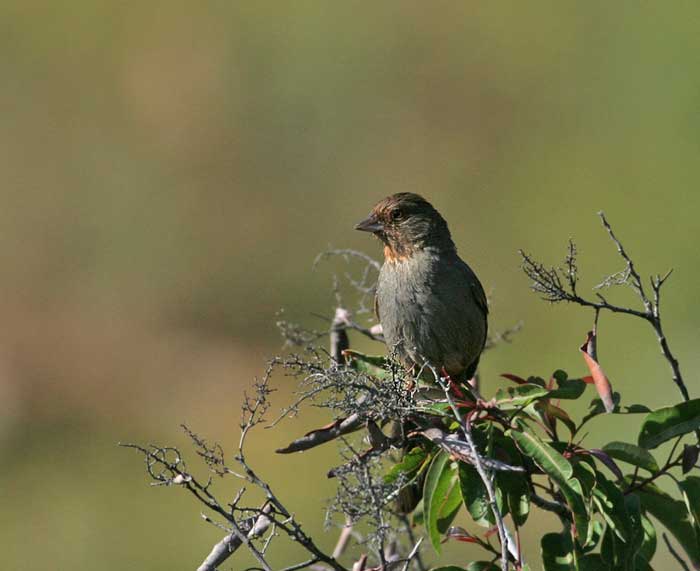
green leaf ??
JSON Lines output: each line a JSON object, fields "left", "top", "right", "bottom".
{"left": 601, "top": 524, "right": 623, "bottom": 568}
{"left": 599, "top": 496, "right": 644, "bottom": 571}
{"left": 679, "top": 476, "right": 700, "bottom": 532}
{"left": 602, "top": 441, "right": 660, "bottom": 473}
{"left": 592, "top": 472, "right": 629, "bottom": 541}
{"left": 495, "top": 383, "right": 550, "bottom": 409}
{"left": 583, "top": 520, "right": 605, "bottom": 554}
{"left": 499, "top": 470, "right": 530, "bottom": 526}
{"left": 623, "top": 493, "right": 645, "bottom": 564}
{"left": 541, "top": 532, "right": 576, "bottom": 571}
{"left": 342, "top": 350, "right": 389, "bottom": 378}
{"left": 430, "top": 567, "right": 467, "bottom": 571}
{"left": 634, "top": 481, "right": 700, "bottom": 566}
{"left": 548, "top": 373, "right": 587, "bottom": 400}
{"left": 638, "top": 398, "right": 700, "bottom": 449}
{"left": 423, "top": 451, "right": 462, "bottom": 553}
{"left": 415, "top": 400, "right": 452, "bottom": 417}
{"left": 561, "top": 477, "right": 591, "bottom": 546}
{"left": 638, "top": 513, "right": 657, "bottom": 565}
{"left": 384, "top": 447, "right": 429, "bottom": 484}
{"left": 458, "top": 462, "right": 493, "bottom": 527}
{"left": 509, "top": 427, "right": 590, "bottom": 542}
{"left": 508, "top": 428, "right": 573, "bottom": 483}
{"left": 544, "top": 402, "right": 578, "bottom": 436}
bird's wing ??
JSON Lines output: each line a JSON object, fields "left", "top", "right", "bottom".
{"left": 460, "top": 260, "right": 488, "bottom": 317}
{"left": 471, "top": 273, "right": 489, "bottom": 317}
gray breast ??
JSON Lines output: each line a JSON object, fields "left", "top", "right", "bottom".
{"left": 376, "top": 249, "right": 487, "bottom": 376}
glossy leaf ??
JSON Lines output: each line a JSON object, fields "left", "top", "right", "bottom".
{"left": 423, "top": 451, "right": 461, "bottom": 553}
{"left": 494, "top": 383, "right": 550, "bottom": 409}
{"left": 623, "top": 493, "right": 645, "bottom": 563}
{"left": 592, "top": 472, "right": 629, "bottom": 541}
{"left": 508, "top": 428, "right": 573, "bottom": 483}
{"left": 602, "top": 441, "right": 660, "bottom": 473}
{"left": 541, "top": 532, "right": 575, "bottom": 571}
{"left": 561, "top": 476, "right": 591, "bottom": 545}
{"left": 638, "top": 398, "right": 700, "bottom": 449}
{"left": 682, "top": 444, "right": 699, "bottom": 474}
{"left": 638, "top": 513, "right": 657, "bottom": 566}
{"left": 544, "top": 402, "right": 578, "bottom": 436}
{"left": 584, "top": 521, "right": 605, "bottom": 556}
{"left": 548, "top": 370, "right": 587, "bottom": 400}
{"left": 679, "top": 476, "right": 700, "bottom": 532}
{"left": 384, "top": 446, "right": 429, "bottom": 484}
{"left": 458, "top": 462, "right": 494, "bottom": 527}
{"left": 509, "top": 427, "right": 590, "bottom": 541}
{"left": 498, "top": 470, "right": 530, "bottom": 526}
{"left": 342, "top": 350, "right": 389, "bottom": 378}
{"left": 634, "top": 480, "right": 700, "bottom": 566}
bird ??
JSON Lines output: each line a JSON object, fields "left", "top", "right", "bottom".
{"left": 355, "top": 192, "right": 488, "bottom": 384}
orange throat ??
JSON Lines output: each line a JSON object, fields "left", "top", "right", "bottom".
{"left": 383, "top": 244, "right": 411, "bottom": 263}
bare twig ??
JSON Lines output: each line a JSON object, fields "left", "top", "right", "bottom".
{"left": 197, "top": 505, "right": 273, "bottom": 571}
{"left": 276, "top": 413, "right": 364, "bottom": 454}
{"left": 399, "top": 537, "right": 423, "bottom": 571}
{"left": 520, "top": 212, "right": 692, "bottom": 406}
{"left": 662, "top": 533, "right": 691, "bottom": 571}
{"left": 333, "top": 517, "right": 355, "bottom": 560}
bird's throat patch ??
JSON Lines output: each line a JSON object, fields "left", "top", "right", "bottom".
{"left": 383, "top": 244, "right": 412, "bottom": 263}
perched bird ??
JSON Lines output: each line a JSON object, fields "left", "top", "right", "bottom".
{"left": 355, "top": 192, "right": 488, "bottom": 383}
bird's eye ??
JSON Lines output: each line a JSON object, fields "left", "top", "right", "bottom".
{"left": 390, "top": 208, "right": 403, "bottom": 221}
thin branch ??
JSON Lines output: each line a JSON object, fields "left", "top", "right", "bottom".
{"left": 276, "top": 413, "right": 364, "bottom": 454}
{"left": 597, "top": 212, "right": 651, "bottom": 312}
{"left": 197, "top": 505, "right": 273, "bottom": 571}
{"left": 520, "top": 212, "right": 692, "bottom": 408}
{"left": 662, "top": 533, "right": 691, "bottom": 571}
{"left": 427, "top": 364, "right": 512, "bottom": 571}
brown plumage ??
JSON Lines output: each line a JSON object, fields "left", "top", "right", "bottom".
{"left": 355, "top": 193, "right": 488, "bottom": 381}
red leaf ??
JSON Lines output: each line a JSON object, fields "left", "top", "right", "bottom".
{"left": 446, "top": 526, "right": 479, "bottom": 543}
{"left": 580, "top": 331, "right": 615, "bottom": 413}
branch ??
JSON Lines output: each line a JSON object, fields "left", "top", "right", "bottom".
{"left": 662, "top": 533, "right": 691, "bottom": 571}
{"left": 427, "top": 365, "right": 514, "bottom": 571}
{"left": 276, "top": 413, "right": 364, "bottom": 454}
{"left": 197, "top": 505, "right": 272, "bottom": 571}
{"left": 520, "top": 212, "right": 692, "bottom": 407}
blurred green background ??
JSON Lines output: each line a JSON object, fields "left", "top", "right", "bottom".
{"left": 1, "top": 2, "right": 699, "bottom": 569}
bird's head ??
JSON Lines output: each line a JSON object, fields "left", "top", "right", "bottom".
{"left": 354, "top": 193, "right": 455, "bottom": 261}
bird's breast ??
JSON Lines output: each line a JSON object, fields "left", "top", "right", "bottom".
{"left": 376, "top": 250, "right": 486, "bottom": 374}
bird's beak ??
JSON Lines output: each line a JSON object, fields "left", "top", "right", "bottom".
{"left": 354, "top": 215, "right": 383, "bottom": 233}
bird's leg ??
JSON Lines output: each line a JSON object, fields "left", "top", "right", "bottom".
{"left": 440, "top": 368, "right": 477, "bottom": 409}
{"left": 441, "top": 367, "right": 495, "bottom": 410}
